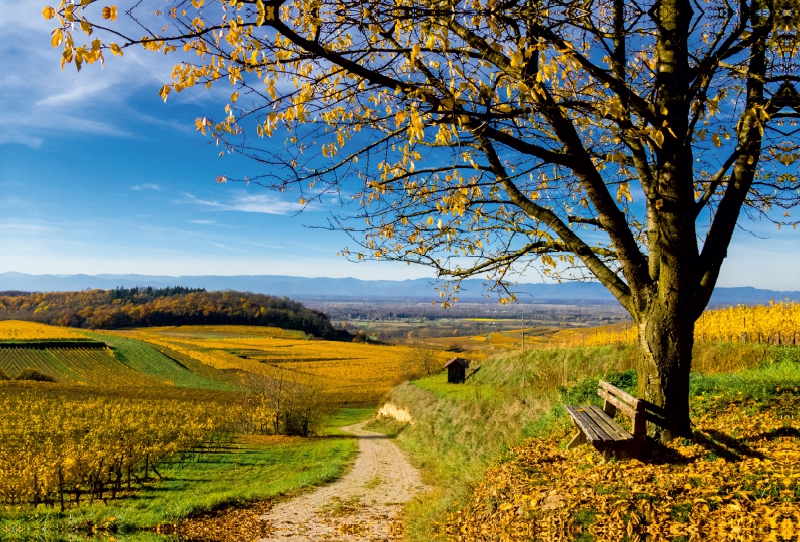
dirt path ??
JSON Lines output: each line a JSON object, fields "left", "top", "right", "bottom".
{"left": 258, "top": 421, "right": 427, "bottom": 541}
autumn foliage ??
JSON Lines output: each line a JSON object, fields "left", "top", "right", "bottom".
{"left": 0, "top": 384, "right": 238, "bottom": 508}
{"left": 0, "top": 288, "right": 336, "bottom": 338}
{"left": 441, "top": 387, "right": 799, "bottom": 540}
{"left": 534, "top": 301, "right": 800, "bottom": 349}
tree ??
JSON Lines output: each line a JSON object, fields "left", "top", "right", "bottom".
{"left": 244, "top": 373, "right": 327, "bottom": 436}
{"left": 44, "top": 0, "right": 799, "bottom": 440}
{"left": 401, "top": 347, "right": 442, "bottom": 379}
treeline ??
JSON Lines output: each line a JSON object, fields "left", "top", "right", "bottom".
{"left": 0, "top": 289, "right": 337, "bottom": 338}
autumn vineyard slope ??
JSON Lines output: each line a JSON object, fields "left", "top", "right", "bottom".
{"left": 0, "top": 320, "right": 439, "bottom": 516}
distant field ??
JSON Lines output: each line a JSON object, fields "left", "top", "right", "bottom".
{"left": 0, "top": 322, "right": 438, "bottom": 400}
{"left": 110, "top": 325, "right": 448, "bottom": 404}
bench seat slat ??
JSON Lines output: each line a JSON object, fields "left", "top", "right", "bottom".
{"left": 586, "top": 405, "right": 633, "bottom": 441}
{"left": 564, "top": 406, "right": 604, "bottom": 443}
{"left": 578, "top": 406, "right": 630, "bottom": 442}
{"left": 564, "top": 405, "right": 633, "bottom": 444}
{"left": 578, "top": 408, "right": 620, "bottom": 442}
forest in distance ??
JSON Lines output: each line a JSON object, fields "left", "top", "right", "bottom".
{"left": 0, "top": 285, "right": 636, "bottom": 343}
{"left": 0, "top": 288, "right": 339, "bottom": 339}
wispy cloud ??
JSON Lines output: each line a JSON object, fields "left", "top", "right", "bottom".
{"left": 248, "top": 241, "right": 284, "bottom": 249}
{"left": 186, "top": 192, "right": 301, "bottom": 215}
{"left": 132, "top": 183, "right": 162, "bottom": 191}
{"left": 190, "top": 219, "right": 215, "bottom": 224}
{"left": 0, "top": 132, "right": 43, "bottom": 149}
{"left": 0, "top": 222, "right": 55, "bottom": 233}
{"left": 35, "top": 79, "right": 114, "bottom": 108}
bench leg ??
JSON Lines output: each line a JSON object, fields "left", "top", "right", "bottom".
{"left": 566, "top": 431, "right": 587, "bottom": 449}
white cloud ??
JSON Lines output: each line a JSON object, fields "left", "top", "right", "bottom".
{"left": 190, "top": 219, "right": 215, "bottom": 224}
{"left": 132, "top": 183, "right": 162, "bottom": 191}
{"left": 186, "top": 192, "right": 301, "bottom": 215}
{"left": 34, "top": 79, "right": 114, "bottom": 108}
{"left": 0, "top": 222, "right": 55, "bottom": 233}
{"left": 0, "top": 132, "right": 43, "bottom": 149}
{"left": 0, "top": 0, "right": 211, "bottom": 147}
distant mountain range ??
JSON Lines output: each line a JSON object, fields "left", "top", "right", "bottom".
{"left": 1, "top": 272, "right": 797, "bottom": 305}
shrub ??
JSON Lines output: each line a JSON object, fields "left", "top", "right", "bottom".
{"left": 15, "top": 368, "right": 57, "bottom": 382}
{"left": 401, "top": 347, "right": 442, "bottom": 380}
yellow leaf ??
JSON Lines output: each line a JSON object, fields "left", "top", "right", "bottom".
{"left": 616, "top": 183, "right": 633, "bottom": 203}
{"left": 410, "top": 43, "right": 421, "bottom": 65}
{"left": 42, "top": 6, "right": 56, "bottom": 20}
{"left": 158, "top": 84, "right": 172, "bottom": 102}
{"left": 51, "top": 29, "right": 63, "bottom": 48}
{"left": 101, "top": 6, "right": 117, "bottom": 20}
{"left": 109, "top": 43, "right": 123, "bottom": 56}
{"left": 652, "top": 130, "right": 664, "bottom": 148}
{"left": 230, "top": 91, "right": 239, "bottom": 103}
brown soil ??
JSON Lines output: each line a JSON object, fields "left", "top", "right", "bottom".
{"left": 258, "top": 421, "right": 427, "bottom": 541}
{"left": 175, "top": 421, "right": 426, "bottom": 542}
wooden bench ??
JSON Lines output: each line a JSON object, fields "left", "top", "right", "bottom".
{"left": 564, "top": 380, "right": 647, "bottom": 458}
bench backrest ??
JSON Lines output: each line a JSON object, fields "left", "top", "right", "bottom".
{"left": 597, "top": 380, "right": 647, "bottom": 441}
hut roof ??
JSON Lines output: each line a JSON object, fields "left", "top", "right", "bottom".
{"left": 444, "top": 357, "right": 469, "bottom": 369}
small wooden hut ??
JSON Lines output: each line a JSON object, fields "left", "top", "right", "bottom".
{"left": 444, "top": 357, "right": 469, "bottom": 383}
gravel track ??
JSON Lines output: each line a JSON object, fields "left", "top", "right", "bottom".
{"left": 258, "top": 421, "right": 426, "bottom": 541}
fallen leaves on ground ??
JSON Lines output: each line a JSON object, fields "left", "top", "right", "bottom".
{"left": 168, "top": 500, "right": 274, "bottom": 542}
{"left": 441, "top": 392, "right": 799, "bottom": 541}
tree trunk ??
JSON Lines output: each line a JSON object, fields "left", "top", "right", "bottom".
{"left": 636, "top": 300, "right": 694, "bottom": 441}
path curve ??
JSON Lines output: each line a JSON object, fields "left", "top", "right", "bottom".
{"left": 258, "top": 421, "right": 426, "bottom": 541}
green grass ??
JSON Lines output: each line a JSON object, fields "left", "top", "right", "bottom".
{"left": 323, "top": 407, "right": 376, "bottom": 435}
{"left": 4, "top": 408, "right": 377, "bottom": 538}
{"left": 411, "top": 371, "right": 500, "bottom": 401}
{"left": 85, "top": 332, "right": 236, "bottom": 390}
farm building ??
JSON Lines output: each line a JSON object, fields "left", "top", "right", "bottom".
{"left": 444, "top": 357, "right": 469, "bottom": 383}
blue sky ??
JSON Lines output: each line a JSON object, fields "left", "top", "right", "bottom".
{"left": 1, "top": 0, "right": 799, "bottom": 289}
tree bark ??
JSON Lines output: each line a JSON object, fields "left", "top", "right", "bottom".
{"left": 636, "top": 299, "right": 694, "bottom": 440}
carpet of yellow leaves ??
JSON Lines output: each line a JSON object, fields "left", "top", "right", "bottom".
{"left": 442, "top": 392, "right": 799, "bottom": 540}
{"left": 0, "top": 320, "right": 86, "bottom": 340}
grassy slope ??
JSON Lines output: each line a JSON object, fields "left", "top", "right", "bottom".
{"left": 85, "top": 332, "right": 236, "bottom": 390}
{"left": 7, "top": 408, "right": 375, "bottom": 540}
{"left": 0, "top": 331, "right": 241, "bottom": 389}
{"left": 0, "top": 347, "right": 163, "bottom": 386}
{"left": 367, "top": 343, "right": 800, "bottom": 540}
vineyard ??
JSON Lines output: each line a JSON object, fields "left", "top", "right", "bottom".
{"left": 478, "top": 301, "right": 800, "bottom": 350}
{"left": 0, "top": 321, "right": 441, "bottom": 513}
{"left": 1, "top": 383, "right": 239, "bottom": 509}
{"left": 5, "top": 302, "right": 796, "bottom": 518}
{"left": 0, "top": 320, "right": 88, "bottom": 341}
{"left": 0, "top": 346, "right": 154, "bottom": 386}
